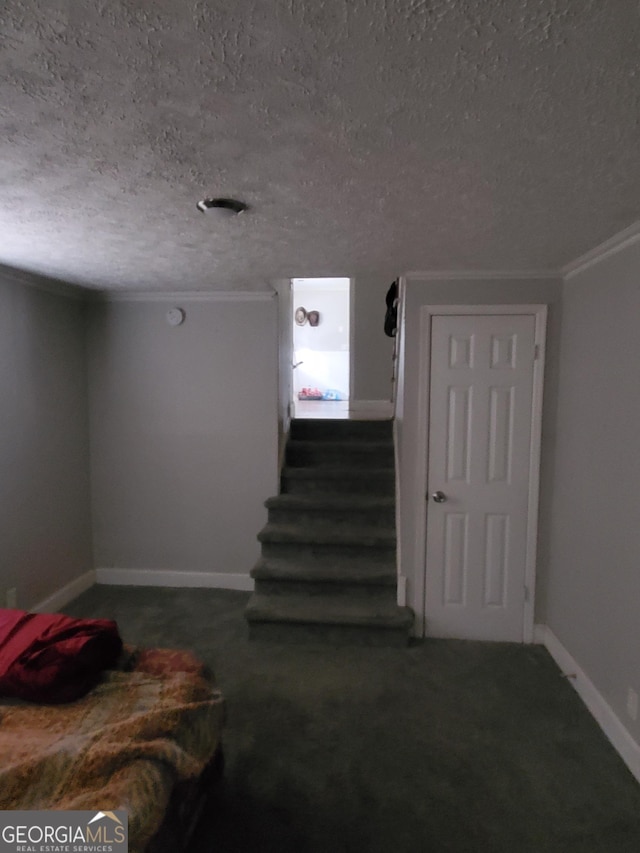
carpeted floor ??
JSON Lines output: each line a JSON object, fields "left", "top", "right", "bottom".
{"left": 66, "top": 586, "right": 640, "bottom": 853}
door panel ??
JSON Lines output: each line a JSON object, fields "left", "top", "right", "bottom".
{"left": 446, "top": 386, "right": 472, "bottom": 482}
{"left": 424, "top": 314, "right": 536, "bottom": 641}
{"left": 443, "top": 513, "right": 468, "bottom": 605}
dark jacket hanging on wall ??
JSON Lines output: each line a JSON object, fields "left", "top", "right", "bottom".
{"left": 384, "top": 280, "right": 399, "bottom": 337}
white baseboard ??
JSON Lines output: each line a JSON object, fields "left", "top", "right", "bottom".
{"left": 538, "top": 624, "right": 640, "bottom": 784}
{"left": 348, "top": 400, "right": 393, "bottom": 417}
{"left": 95, "top": 567, "right": 255, "bottom": 592}
{"left": 533, "top": 623, "right": 547, "bottom": 644}
{"left": 32, "top": 570, "right": 96, "bottom": 613}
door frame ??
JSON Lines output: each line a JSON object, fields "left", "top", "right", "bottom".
{"left": 290, "top": 277, "right": 352, "bottom": 410}
{"left": 414, "top": 304, "right": 547, "bottom": 642}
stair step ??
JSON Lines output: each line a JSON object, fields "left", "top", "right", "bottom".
{"left": 246, "top": 592, "right": 412, "bottom": 646}
{"left": 290, "top": 418, "right": 393, "bottom": 441}
{"left": 265, "top": 493, "right": 395, "bottom": 527}
{"left": 257, "top": 523, "right": 396, "bottom": 548}
{"left": 286, "top": 440, "right": 393, "bottom": 468}
{"left": 254, "top": 578, "right": 399, "bottom": 598}
{"left": 251, "top": 556, "right": 397, "bottom": 586}
{"left": 246, "top": 591, "right": 411, "bottom": 626}
{"left": 281, "top": 467, "right": 394, "bottom": 495}
{"left": 265, "top": 494, "right": 395, "bottom": 511}
{"left": 248, "top": 620, "right": 411, "bottom": 646}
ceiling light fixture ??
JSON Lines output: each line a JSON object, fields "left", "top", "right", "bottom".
{"left": 196, "top": 197, "right": 248, "bottom": 216}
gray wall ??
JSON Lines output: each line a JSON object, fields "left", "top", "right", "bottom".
{"left": 396, "top": 276, "right": 563, "bottom": 627}
{"left": 351, "top": 274, "right": 396, "bottom": 402}
{"left": 87, "top": 297, "right": 279, "bottom": 578}
{"left": 0, "top": 272, "right": 92, "bottom": 608}
{"left": 547, "top": 239, "right": 640, "bottom": 746}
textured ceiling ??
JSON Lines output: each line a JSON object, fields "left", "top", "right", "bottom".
{"left": 1, "top": 0, "right": 639, "bottom": 292}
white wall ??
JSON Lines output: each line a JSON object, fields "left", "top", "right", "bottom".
{"left": 396, "top": 276, "right": 563, "bottom": 629}
{"left": 0, "top": 270, "right": 93, "bottom": 608}
{"left": 87, "top": 296, "right": 279, "bottom": 580}
{"left": 547, "top": 238, "right": 640, "bottom": 749}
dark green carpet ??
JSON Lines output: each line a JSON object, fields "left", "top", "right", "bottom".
{"left": 65, "top": 586, "right": 640, "bottom": 853}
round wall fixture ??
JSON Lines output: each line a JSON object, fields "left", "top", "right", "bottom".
{"left": 166, "top": 307, "right": 185, "bottom": 327}
{"left": 196, "top": 197, "right": 248, "bottom": 216}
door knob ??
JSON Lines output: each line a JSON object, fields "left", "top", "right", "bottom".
{"left": 432, "top": 491, "right": 447, "bottom": 503}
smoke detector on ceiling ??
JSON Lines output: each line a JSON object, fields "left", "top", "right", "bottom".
{"left": 196, "top": 197, "right": 248, "bottom": 216}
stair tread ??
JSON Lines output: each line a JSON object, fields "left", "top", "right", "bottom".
{"left": 252, "top": 556, "right": 396, "bottom": 584}
{"left": 258, "top": 523, "right": 396, "bottom": 545}
{"left": 288, "top": 439, "right": 392, "bottom": 448}
{"left": 265, "top": 494, "right": 395, "bottom": 510}
{"left": 291, "top": 418, "right": 392, "bottom": 429}
{"left": 282, "top": 466, "right": 393, "bottom": 479}
{"left": 246, "top": 591, "right": 413, "bottom": 629}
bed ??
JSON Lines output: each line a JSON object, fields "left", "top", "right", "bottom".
{"left": 0, "top": 610, "right": 225, "bottom": 853}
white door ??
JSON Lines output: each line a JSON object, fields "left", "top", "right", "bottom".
{"left": 424, "top": 312, "right": 540, "bottom": 642}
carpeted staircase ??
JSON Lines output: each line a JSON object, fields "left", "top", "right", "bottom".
{"left": 245, "top": 418, "right": 414, "bottom": 645}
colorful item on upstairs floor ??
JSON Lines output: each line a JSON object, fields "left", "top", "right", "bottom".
{"left": 0, "top": 608, "right": 123, "bottom": 703}
{"left": 322, "top": 389, "right": 346, "bottom": 401}
{"left": 298, "top": 387, "right": 324, "bottom": 400}
{"left": 298, "top": 387, "right": 346, "bottom": 401}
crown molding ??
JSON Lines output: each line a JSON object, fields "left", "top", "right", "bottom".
{"left": 0, "top": 264, "right": 88, "bottom": 301}
{"left": 562, "top": 220, "right": 640, "bottom": 281}
{"left": 404, "top": 269, "right": 560, "bottom": 282}
{"left": 94, "top": 289, "right": 276, "bottom": 303}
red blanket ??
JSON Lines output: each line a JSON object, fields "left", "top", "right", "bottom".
{"left": 0, "top": 609, "right": 122, "bottom": 703}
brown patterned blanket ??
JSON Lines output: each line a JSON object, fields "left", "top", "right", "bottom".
{"left": 0, "top": 647, "right": 225, "bottom": 853}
